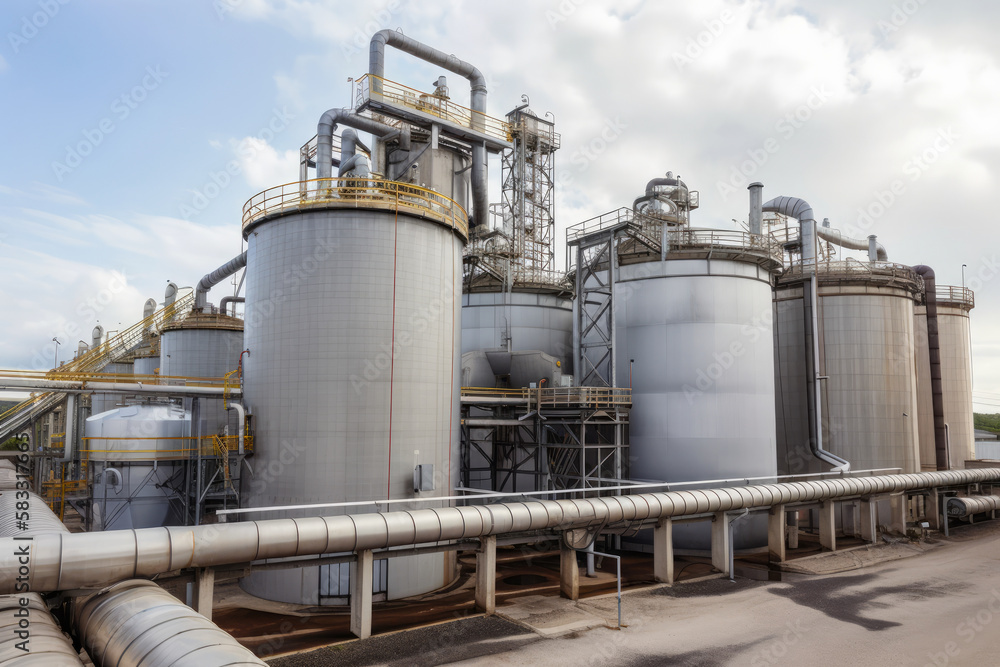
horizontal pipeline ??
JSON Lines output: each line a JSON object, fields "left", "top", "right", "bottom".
{"left": 1, "top": 469, "right": 997, "bottom": 594}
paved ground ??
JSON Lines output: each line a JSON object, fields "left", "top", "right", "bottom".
{"left": 271, "top": 521, "right": 1000, "bottom": 666}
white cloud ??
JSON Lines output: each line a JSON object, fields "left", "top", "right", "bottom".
{"left": 232, "top": 136, "right": 299, "bottom": 189}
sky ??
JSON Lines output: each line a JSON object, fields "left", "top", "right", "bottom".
{"left": 1, "top": 0, "right": 998, "bottom": 412}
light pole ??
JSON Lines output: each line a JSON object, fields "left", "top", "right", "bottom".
{"left": 51, "top": 337, "right": 60, "bottom": 369}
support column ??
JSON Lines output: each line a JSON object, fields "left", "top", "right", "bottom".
{"left": 787, "top": 510, "right": 799, "bottom": 549}
{"left": 475, "top": 535, "right": 497, "bottom": 614}
{"left": 351, "top": 549, "right": 373, "bottom": 639}
{"left": 768, "top": 505, "right": 786, "bottom": 563}
{"left": 653, "top": 519, "right": 674, "bottom": 584}
{"left": 926, "top": 489, "right": 941, "bottom": 530}
{"left": 859, "top": 499, "right": 876, "bottom": 543}
{"left": 193, "top": 567, "right": 215, "bottom": 620}
{"left": 819, "top": 500, "right": 836, "bottom": 551}
{"left": 711, "top": 512, "right": 730, "bottom": 576}
{"left": 560, "top": 540, "right": 579, "bottom": 600}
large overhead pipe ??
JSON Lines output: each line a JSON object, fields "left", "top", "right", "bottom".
{"left": 914, "top": 265, "right": 948, "bottom": 470}
{"left": 763, "top": 196, "right": 850, "bottom": 472}
{"left": 370, "top": 29, "right": 489, "bottom": 226}
{"left": 816, "top": 220, "right": 888, "bottom": 261}
{"left": 194, "top": 251, "right": 248, "bottom": 311}
{"left": 316, "top": 109, "right": 407, "bottom": 180}
{"left": 0, "top": 377, "right": 236, "bottom": 398}
{"left": 5, "top": 468, "right": 999, "bottom": 595}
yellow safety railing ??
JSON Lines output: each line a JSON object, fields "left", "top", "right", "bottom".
{"left": 462, "top": 386, "right": 631, "bottom": 408}
{"left": 355, "top": 73, "right": 513, "bottom": 143}
{"left": 242, "top": 177, "right": 469, "bottom": 240}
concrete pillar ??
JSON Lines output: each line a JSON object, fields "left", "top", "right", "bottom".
{"left": 711, "top": 512, "right": 730, "bottom": 576}
{"left": 926, "top": 490, "right": 941, "bottom": 530}
{"left": 859, "top": 499, "right": 876, "bottom": 543}
{"left": 475, "top": 535, "right": 497, "bottom": 614}
{"left": 787, "top": 510, "right": 799, "bottom": 549}
{"left": 193, "top": 567, "right": 214, "bottom": 620}
{"left": 889, "top": 493, "right": 907, "bottom": 533}
{"left": 768, "top": 505, "right": 786, "bottom": 563}
{"left": 819, "top": 500, "right": 836, "bottom": 551}
{"left": 653, "top": 519, "right": 674, "bottom": 584}
{"left": 560, "top": 540, "right": 579, "bottom": 600}
{"left": 351, "top": 549, "right": 373, "bottom": 639}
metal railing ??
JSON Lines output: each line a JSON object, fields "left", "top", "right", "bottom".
{"left": 355, "top": 73, "right": 512, "bottom": 143}
{"left": 242, "top": 177, "right": 469, "bottom": 240}
{"left": 0, "top": 369, "right": 236, "bottom": 390}
{"left": 462, "top": 386, "right": 631, "bottom": 408}
{"left": 782, "top": 259, "right": 921, "bottom": 287}
{"left": 566, "top": 208, "right": 633, "bottom": 245}
{"left": 664, "top": 228, "right": 784, "bottom": 264}
{"left": 935, "top": 285, "right": 975, "bottom": 308}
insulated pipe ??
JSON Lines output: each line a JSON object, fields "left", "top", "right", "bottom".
{"left": 0, "top": 593, "right": 84, "bottom": 665}
{"left": 0, "top": 378, "right": 236, "bottom": 398}
{"left": 763, "top": 196, "right": 816, "bottom": 266}
{"left": 815, "top": 224, "right": 888, "bottom": 261}
{"left": 91, "top": 325, "right": 105, "bottom": 350}
{"left": 0, "top": 491, "right": 68, "bottom": 538}
{"left": 316, "top": 109, "right": 404, "bottom": 180}
{"left": 914, "top": 265, "right": 948, "bottom": 470}
{"left": 142, "top": 298, "right": 157, "bottom": 320}
{"left": 226, "top": 403, "right": 246, "bottom": 456}
{"left": 946, "top": 495, "right": 1000, "bottom": 518}
{"left": 219, "top": 296, "right": 244, "bottom": 317}
{"left": 747, "top": 182, "right": 763, "bottom": 236}
{"left": 370, "top": 29, "right": 488, "bottom": 226}
{"left": 194, "top": 251, "right": 248, "bottom": 311}
{"left": 164, "top": 282, "right": 178, "bottom": 308}
{"left": 5, "top": 469, "right": 999, "bottom": 594}
{"left": 57, "top": 394, "right": 75, "bottom": 463}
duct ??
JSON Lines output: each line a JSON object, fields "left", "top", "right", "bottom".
{"left": 103, "top": 467, "right": 123, "bottom": 490}
{"left": 946, "top": 495, "right": 1000, "bottom": 518}
{"left": 91, "top": 325, "right": 105, "bottom": 350}
{"left": 57, "top": 394, "right": 75, "bottom": 463}
{"left": 5, "top": 468, "right": 1000, "bottom": 594}
{"left": 219, "top": 296, "right": 245, "bottom": 317}
{"left": 815, "top": 223, "right": 888, "bottom": 261}
{"left": 227, "top": 403, "right": 246, "bottom": 456}
{"left": 316, "top": 109, "right": 405, "bottom": 180}
{"left": 763, "top": 196, "right": 816, "bottom": 265}
{"left": 0, "top": 491, "right": 68, "bottom": 538}
{"left": 0, "top": 593, "right": 84, "bottom": 665}
{"left": 142, "top": 298, "right": 157, "bottom": 320}
{"left": 194, "top": 251, "right": 248, "bottom": 311}
{"left": 164, "top": 282, "right": 178, "bottom": 308}
{"left": 73, "top": 580, "right": 266, "bottom": 667}
{"left": 0, "top": 377, "right": 236, "bottom": 398}
{"left": 747, "top": 182, "right": 763, "bottom": 236}
{"left": 370, "top": 29, "right": 488, "bottom": 226}
{"left": 914, "top": 265, "right": 948, "bottom": 470}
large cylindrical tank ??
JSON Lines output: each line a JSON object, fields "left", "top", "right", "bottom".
{"left": 617, "top": 241, "right": 780, "bottom": 550}
{"left": 461, "top": 291, "right": 573, "bottom": 373}
{"left": 915, "top": 286, "right": 975, "bottom": 470}
{"left": 84, "top": 403, "right": 188, "bottom": 530}
{"left": 160, "top": 312, "right": 243, "bottom": 437}
{"left": 92, "top": 361, "right": 134, "bottom": 415}
{"left": 240, "top": 195, "right": 464, "bottom": 604}
{"left": 775, "top": 264, "right": 923, "bottom": 475}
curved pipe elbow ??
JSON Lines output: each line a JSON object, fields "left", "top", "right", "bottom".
{"left": 762, "top": 196, "right": 815, "bottom": 223}
{"left": 226, "top": 403, "right": 246, "bottom": 456}
{"left": 195, "top": 252, "right": 249, "bottom": 311}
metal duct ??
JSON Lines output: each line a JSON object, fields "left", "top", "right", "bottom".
{"left": 5, "top": 468, "right": 999, "bottom": 594}
{"left": 164, "top": 282, "right": 178, "bottom": 308}
{"left": 0, "top": 491, "right": 68, "bottom": 537}
{"left": 142, "top": 298, "right": 157, "bottom": 320}
{"left": 370, "top": 29, "right": 488, "bottom": 227}
{"left": 57, "top": 394, "right": 75, "bottom": 464}
{"left": 946, "top": 495, "right": 1000, "bottom": 517}
{"left": 91, "top": 325, "right": 105, "bottom": 351}
{"left": 316, "top": 109, "right": 406, "bottom": 180}
{"left": 747, "top": 182, "right": 763, "bottom": 236}
{"left": 914, "top": 265, "right": 948, "bottom": 470}
{"left": 73, "top": 580, "right": 266, "bottom": 667}
{"left": 194, "top": 252, "right": 248, "bottom": 312}
{"left": 0, "top": 593, "right": 84, "bottom": 666}
{"left": 0, "top": 377, "right": 235, "bottom": 398}
{"left": 219, "top": 296, "right": 244, "bottom": 317}
{"left": 763, "top": 196, "right": 815, "bottom": 265}
{"left": 815, "top": 223, "right": 888, "bottom": 261}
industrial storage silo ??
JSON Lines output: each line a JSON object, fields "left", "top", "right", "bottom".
{"left": 613, "top": 176, "right": 782, "bottom": 550}
{"left": 159, "top": 311, "right": 243, "bottom": 436}
{"left": 772, "top": 206, "right": 923, "bottom": 475}
{"left": 915, "top": 284, "right": 975, "bottom": 469}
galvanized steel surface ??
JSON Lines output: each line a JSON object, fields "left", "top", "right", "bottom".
{"left": 73, "top": 580, "right": 266, "bottom": 667}
{"left": 3, "top": 468, "right": 998, "bottom": 595}
{"left": 615, "top": 257, "right": 778, "bottom": 549}
{"left": 84, "top": 404, "right": 190, "bottom": 462}
{"left": 461, "top": 291, "right": 573, "bottom": 372}
{"left": 241, "top": 206, "right": 461, "bottom": 604}
{"left": 0, "top": 594, "right": 83, "bottom": 666}
{"left": 0, "top": 491, "right": 68, "bottom": 538}
{"left": 946, "top": 495, "right": 1000, "bottom": 517}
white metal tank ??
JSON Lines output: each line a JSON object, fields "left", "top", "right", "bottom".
{"left": 239, "top": 185, "right": 465, "bottom": 605}
{"left": 84, "top": 403, "right": 189, "bottom": 530}
{"left": 775, "top": 263, "right": 923, "bottom": 474}
{"left": 613, "top": 176, "right": 782, "bottom": 550}
{"left": 91, "top": 361, "right": 134, "bottom": 416}
{"left": 160, "top": 312, "right": 243, "bottom": 436}
{"left": 915, "top": 286, "right": 975, "bottom": 469}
